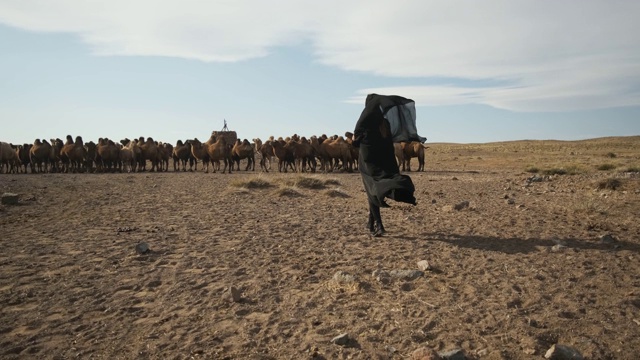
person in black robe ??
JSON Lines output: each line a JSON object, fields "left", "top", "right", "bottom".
{"left": 352, "top": 94, "right": 417, "bottom": 237}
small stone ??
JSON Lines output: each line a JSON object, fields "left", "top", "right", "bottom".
{"left": 551, "top": 244, "right": 566, "bottom": 252}
{"left": 417, "top": 260, "right": 432, "bottom": 271}
{"left": 1, "top": 193, "right": 19, "bottom": 205}
{"left": 400, "top": 282, "right": 413, "bottom": 291}
{"left": 439, "top": 348, "right": 465, "bottom": 360}
{"left": 333, "top": 270, "right": 356, "bottom": 284}
{"left": 544, "top": 344, "right": 584, "bottom": 360}
{"left": 411, "top": 346, "right": 442, "bottom": 360}
{"left": 507, "top": 198, "right": 516, "bottom": 205}
{"left": 226, "top": 286, "right": 242, "bottom": 303}
{"left": 599, "top": 234, "right": 617, "bottom": 244}
{"left": 135, "top": 242, "right": 150, "bottom": 254}
{"left": 331, "top": 333, "right": 349, "bottom": 346}
{"left": 372, "top": 269, "right": 391, "bottom": 284}
{"left": 454, "top": 201, "right": 469, "bottom": 210}
{"left": 389, "top": 269, "right": 424, "bottom": 281}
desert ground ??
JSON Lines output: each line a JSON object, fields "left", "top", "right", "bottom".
{"left": 1, "top": 136, "right": 639, "bottom": 359}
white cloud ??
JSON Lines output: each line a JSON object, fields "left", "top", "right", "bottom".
{"left": 1, "top": 0, "right": 639, "bottom": 111}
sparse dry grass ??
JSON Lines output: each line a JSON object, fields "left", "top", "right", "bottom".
{"left": 597, "top": 178, "right": 623, "bottom": 191}
{"left": 325, "top": 188, "right": 350, "bottom": 198}
{"left": 572, "top": 195, "right": 612, "bottom": 215}
{"left": 525, "top": 166, "right": 540, "bottom": 173}
{"left": 279, "top": 175, "right": 341, "bottom": 190}
{"left": 427, "top": 136, "right": 640, "bottom": 174}
{"left": 596, "top": 163, "right": 617, "bottom": 171}
{"left": 230, "top": 175, "right": 274, "bottom": 189}
{"left": 231, "top": 175, "right": 346, "bottom": 198}
{"left": 273, "top": 186, "right": 303, "bottom": 197}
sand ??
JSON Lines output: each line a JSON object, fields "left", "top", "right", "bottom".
{"left": 1, "top": 137, "right": 639, "bottom": 359}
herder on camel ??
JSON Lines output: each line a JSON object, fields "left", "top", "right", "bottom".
{"left": 352, "top": 94, "right": 426, "bottom": 237}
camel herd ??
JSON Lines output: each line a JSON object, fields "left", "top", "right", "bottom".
{"left": 0, "top": 132, "right": 428, "bottom": 175}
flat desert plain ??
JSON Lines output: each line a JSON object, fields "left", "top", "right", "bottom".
{"left": 1, "top": 136, "right": 639, "bottom": 360}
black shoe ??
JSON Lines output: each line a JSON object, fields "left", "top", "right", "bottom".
{"left": 372, "top": 221, "right": 385, "bottom": 237}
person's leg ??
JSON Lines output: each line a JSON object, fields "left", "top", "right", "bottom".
{"left": 368, "top": 199, "right": 385, "bottom": 237}
{"left": 366, "top": 211, "right": 375, "bottom": 233}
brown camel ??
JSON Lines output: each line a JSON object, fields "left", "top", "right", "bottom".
{"left": 48, "top": 138, "right": 64, "bottom": 173}
{"left": 84, "top": 141, "right": 97, "bottom": 172}
{"left": 118, "top": 139, "right": 139, "bottom": 173}
{"left": 156, "top": 142, "right": 172, "bottom": 172}
{"left": 253, "top": 138, "right": 275, "bottom": 172}
{"left": 17, "top": 144, "right": 32, "bottom": 173}
{"left": 396, "top": 141, "right": 429, "bottom": 171}
{"left": 138, "top": 137, "right": 159, "bottom": 172}
{"left": 29, "top": 139, "right": 53, "bottom": 173}
{"left": 188, "top": 138, "right": 211, "bottom": 172}
{"left": 289, "top": 137, "right": 317, "bottom": 173}
{"left": 344, "top": 132, "right": 359, "bottom": 171}
{"left": 270, "top": 139, "right": 295, "bottom": 173}
{"left": 172, "top": 140, "right": 192, "bottom": 171}
{"left": 60, "top": 136, "right": 87, "bottom": 173}
{"left": 0, "top": 142, "right": 20, "bottom": 174}
{"left": 96, "top": 138, "right": 120, "bottom": 172}
{"left": 310, "top": 135, "right": 352, "bottom": 173}
{"left": 232, "top": 139, "right": 255, "bottom": 171}
{"left": 204, "top": 134, "right": 232, "bottom": 174}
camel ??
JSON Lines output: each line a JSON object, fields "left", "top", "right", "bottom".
{"left": 118, "top": 139, "right": 139, "bottom": 173}
{"left": 310, "top": 135, "right": 352, "bottom": 173}
{"left": 120, "top": 138, "right": 142, "bottom": 172}
{"left": 58, "top": 135, "right": 74, "bottom": 171}
{"left": 96, "top": 138, "right": 120, "bottom": 172}
{"left": 204, "top": 134, "right": 232, "bottom": 174}
{"left": 232, "top": 139, "right": 255, "bottom": 171}
{"left": 270, "top": 139, "right": 295, "bottom": 173}
{"left": 17, "top": 144, "right": 32, "bottom": 173}
{"left": 29, "top": 139, "right": 53, "bottom": 173}
{"left": 253, "top": 138, "right": 275, "bottom": 172}
{"left": 188, "top": 135, "right": 231, "bottom": 173}
{"left": 157, "top": 142, "right": 173, "bottom": 172}
{"left": 84, "top": 141, "right": 97, "bottom": 172}
{"left": 138, "top": 137, "right": 159, "bottom": 172}
{"left": 172, "top": 140, "right": 192, "bottom": 171}
{"left": 0, "top": 142, "right": 20, "bottom": 174}
{"left": 60, "top": 136, "right": 87, "bottom": 173}
{"left": 289, "top": 137, "right": 317, "bottom": 173}
{"left": 396, "top": 141, "right": 429, "bottom": 171}
{"left": 344, "top": 132, "right": 359, "bottom": 171}
{"left": 188, "top": 138, "right": 210, "bottom": 172}
{"left": 48, "top": 138, "right": 64, "bottom": 173}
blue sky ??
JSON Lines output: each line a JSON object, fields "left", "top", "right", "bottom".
{"left": 1, "top": 1, "right": 639, "bottom": 145}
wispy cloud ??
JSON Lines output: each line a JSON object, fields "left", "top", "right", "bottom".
{"left": 1, "top": 0, "right": 639, "bottom": 112}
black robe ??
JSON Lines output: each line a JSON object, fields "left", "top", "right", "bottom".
{"left": 353, "top": 94, "right": 417, "bottom": 208}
